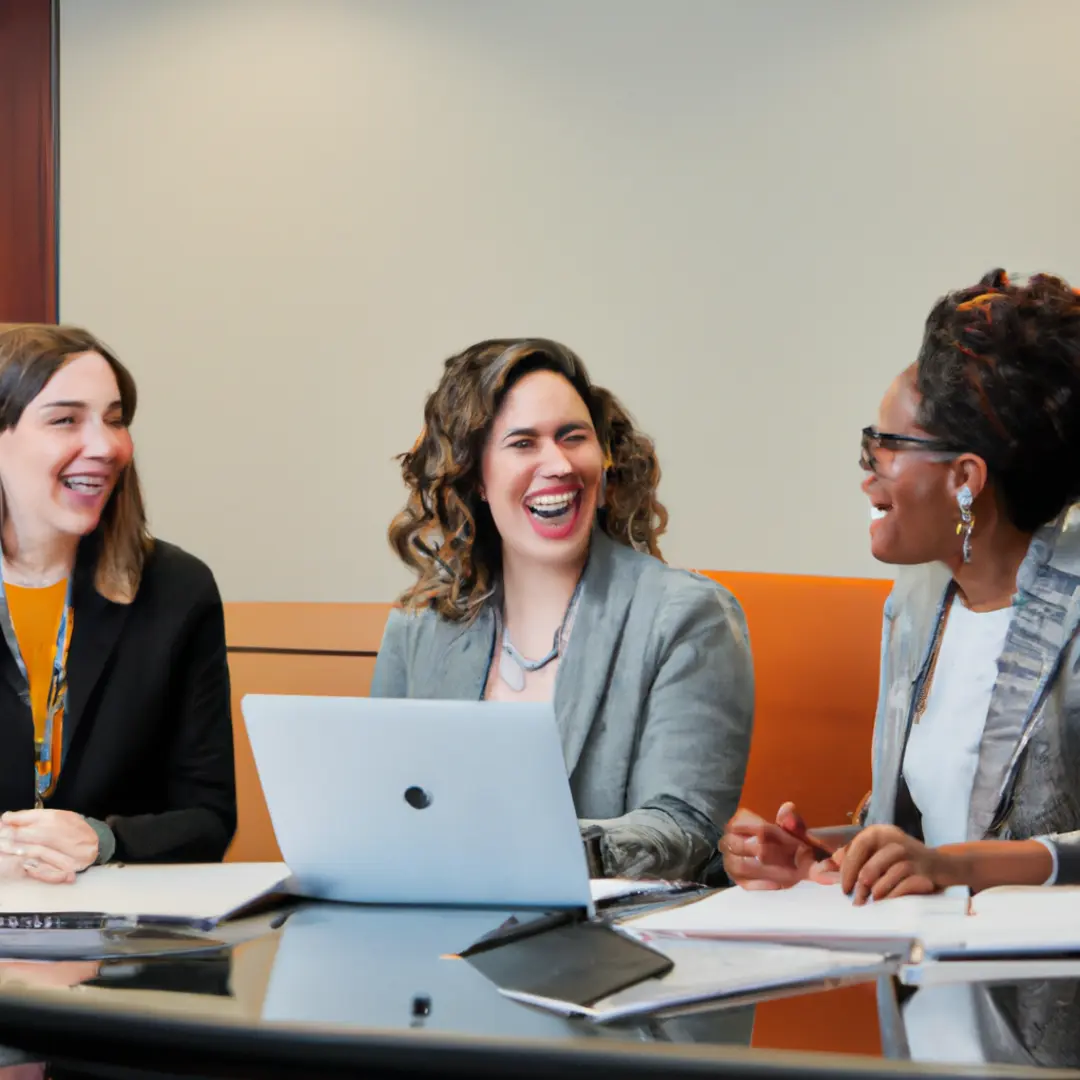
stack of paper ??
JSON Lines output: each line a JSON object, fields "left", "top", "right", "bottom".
{"left": 623, "top": 881, "right": 1080, "bottom": 965}
{"left": 625, "top": 881, "right": 968, "bottom": 959}
{"left": 921, "top": 885, "right": 1080, "bottom": 960}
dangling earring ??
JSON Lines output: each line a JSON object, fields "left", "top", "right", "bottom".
{"left": 956, "top": 485, "right": 975, "bottom": 563}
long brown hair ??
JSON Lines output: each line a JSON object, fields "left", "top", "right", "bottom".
{"left": 388, "top": 338, "right": 668, "bottom": 622}
{"left": 0, "top": 323, "right": 152, "bottom": 604}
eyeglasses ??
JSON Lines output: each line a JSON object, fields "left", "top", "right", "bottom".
{"left": 860, "top": 426, "right": 961, "bottom": 473}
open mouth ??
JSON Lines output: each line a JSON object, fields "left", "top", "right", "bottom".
{"left": 869, "top": 501, "right": 892, "bottom": 521}
{"left": 60, "top": 474, "right": 109, "bottom": 496}
{"left": 524, "top": 490, "right": 581, "bottom": 521}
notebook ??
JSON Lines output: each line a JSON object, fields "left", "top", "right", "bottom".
{"left": 625, "top": 881, "right": 966, "bottom": 960}
{"left": 625, "top": 882, "right": 1080, "bottom": 963}
{"left": 0, "top": 862, "right": 292, "bottom": 930}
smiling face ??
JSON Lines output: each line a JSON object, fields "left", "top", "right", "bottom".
{"left": 0, "top": 352, "right": 135, "bottom": 545}
{"left": 861, "top": 367, "right": 974, "bottom": 565}
{"left": 479, "top": 369, "right": 604, "bottom": 570}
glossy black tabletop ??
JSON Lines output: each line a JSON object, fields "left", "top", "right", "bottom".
{"left": 0, "top": 900, "right": 1075, "bottom": 1080}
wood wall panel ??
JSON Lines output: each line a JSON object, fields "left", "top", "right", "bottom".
{"left": 225, "top": 650, "right": 377, "bottom": 863}
{"left": 0, "top": 0, "right": 56, "bottom": 323}
{"left": 225, "top": 601, "right": 390, "bottom": 653}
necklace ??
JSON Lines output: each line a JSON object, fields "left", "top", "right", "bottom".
{"left": 498, "top": 577, "right": 584, "bottom": 693}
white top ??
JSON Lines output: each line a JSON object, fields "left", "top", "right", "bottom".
{"left": 902, "top": 598, "right": 1012, "bottom": 848}
{"left": 901, "top": 599, "right": 1011, "bottom": 1066}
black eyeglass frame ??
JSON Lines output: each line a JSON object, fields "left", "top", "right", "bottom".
{"left": 860, "top": 426, "right": 964, "bottom": 472}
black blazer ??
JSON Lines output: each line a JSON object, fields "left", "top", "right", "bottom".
{"left": 0, "top": 535, "right": 237, "bottom": 862}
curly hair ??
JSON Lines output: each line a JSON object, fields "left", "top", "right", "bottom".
{"left": 915, "top": 269, "right": 1080, "bottom": 533}
{"left": 388, "top": 338, "right": 668, "bottom": 621}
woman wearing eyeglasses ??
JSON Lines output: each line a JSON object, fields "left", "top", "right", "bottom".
{"left": 719, "top": 270, "right": 1080, "bottom": 1064}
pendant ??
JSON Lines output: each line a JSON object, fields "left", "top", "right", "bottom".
{"left": 499, "top": 646, "right": 526, "bottom": 692}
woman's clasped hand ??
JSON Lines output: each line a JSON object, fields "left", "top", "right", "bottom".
{"left": 0, "top": 809, "right": 100, "bottom": 884}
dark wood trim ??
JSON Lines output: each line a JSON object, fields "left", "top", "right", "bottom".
{"left": 0, "top": 0, "right": 57, "bottom": 324}
{"left": 227, "top": 646, "right": 377, "bottom": 659}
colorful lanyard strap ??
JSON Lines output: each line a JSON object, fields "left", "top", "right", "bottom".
{"left": 0, "top": 578, "right": 75, "bottom": 805}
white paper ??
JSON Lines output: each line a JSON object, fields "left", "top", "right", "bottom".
{"left": 919, "top": 885, "right": 1080, "bottom": 958}
{"left": 0, "top": 862, "right": 292, "bottom": 926}
{"left": 627, "top": 881, "right": 967, "bottom": 956}
{"left": 588, "top": 878, "right": 684, "bottom": 904}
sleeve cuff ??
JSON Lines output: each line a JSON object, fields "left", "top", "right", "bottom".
{"left": 1033, "top": 836, "right": 1059, "bottom": 885}
{"left": 83, "top": 816, "right": 117, "bottom": 866}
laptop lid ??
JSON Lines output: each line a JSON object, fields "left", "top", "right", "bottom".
{"left": 241, "top": 695, "right": 592, "bottom": 911}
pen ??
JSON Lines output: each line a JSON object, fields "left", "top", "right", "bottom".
{"left": 781, "top": 822, "right": 839, "bottom": 862}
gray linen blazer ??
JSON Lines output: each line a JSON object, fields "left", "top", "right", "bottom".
{"left": 371, "top": 530, "right": 754, "bottom": 880}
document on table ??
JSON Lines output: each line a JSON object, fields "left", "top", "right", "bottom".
{"left": 625, "top": 881, "right": 967, "bottom": 959}
{"left": 499, "top": 938, "right": 894, "bottom": 1022}
{"left": 918, "top": 885, "right": 1080, "bottom": 960}
{"left": 626, "top": 882, "right": 1080, "bottom": 962}
{"left": 0, "top": 862, "right": 293, "bottom": 929}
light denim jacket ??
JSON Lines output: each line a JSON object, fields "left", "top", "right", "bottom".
{"left": 371, "top": 530, "right": 754, "bottom": 881}
{"left": 865, "top": 503, "right": 1080, "bottom": 878}
{"left": 865, "top": 504, "right": 1080, "bottom": 1067}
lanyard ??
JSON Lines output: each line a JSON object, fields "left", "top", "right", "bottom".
{"left": 0, "top": 577, "right": 75, "bottom": 805}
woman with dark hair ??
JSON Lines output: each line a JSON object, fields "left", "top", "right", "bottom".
{"left": 723, "top": 270, "right": 1080, "bottom": 897}
{"left": 0, "top": 324, "right": 235, "bottom": 881}
{"left": 373, "top": 338, "right": 753, "bottom": 880}
{"left": 720, "top": 270, "right": 1080, "bottom": 1065}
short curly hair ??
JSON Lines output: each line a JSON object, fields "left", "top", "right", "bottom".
{"left": 915, "top": 268, "right": 1080, "bottom": 533}
{"left": 388, "top": 338, "right": 668, "bottom": 621}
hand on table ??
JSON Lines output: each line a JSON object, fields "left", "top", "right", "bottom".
{"left": 0, "top": 809, "right": 99, "bottom": 884}
{"left": 0, "top": 960, "right": 101, "bottom": 989}
{"left": 720, "top": 802, "right": 841, "bottom": 890}
{"left": 833, "top": 824, "right": 944, "bottom": 904}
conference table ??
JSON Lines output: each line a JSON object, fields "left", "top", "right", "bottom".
{"left": 0, "top": 898, "right": 1075, "bottom": 1080}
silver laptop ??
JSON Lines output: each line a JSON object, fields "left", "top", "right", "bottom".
{"left": 241, "top": 695, "right": 592, "bottom": 910}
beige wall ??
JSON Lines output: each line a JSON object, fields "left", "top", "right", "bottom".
{"left": 57, "top": 0, "right": 1080, "bottom": 601}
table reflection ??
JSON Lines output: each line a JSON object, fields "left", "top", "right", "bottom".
{"left": 0, "top": 902, "right": 1074, "bottom": 1073}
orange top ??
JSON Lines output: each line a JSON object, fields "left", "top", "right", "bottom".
{"left": 5, "top": 578, "right": 69, "bottom": 748}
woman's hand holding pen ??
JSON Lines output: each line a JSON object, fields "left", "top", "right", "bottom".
{"left": 720, "top": 802, "right": 841, "bottom": 889}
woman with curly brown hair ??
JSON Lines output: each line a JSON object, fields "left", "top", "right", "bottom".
{"left": 372, "top": 338, "right": 753, "bottom": 881}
